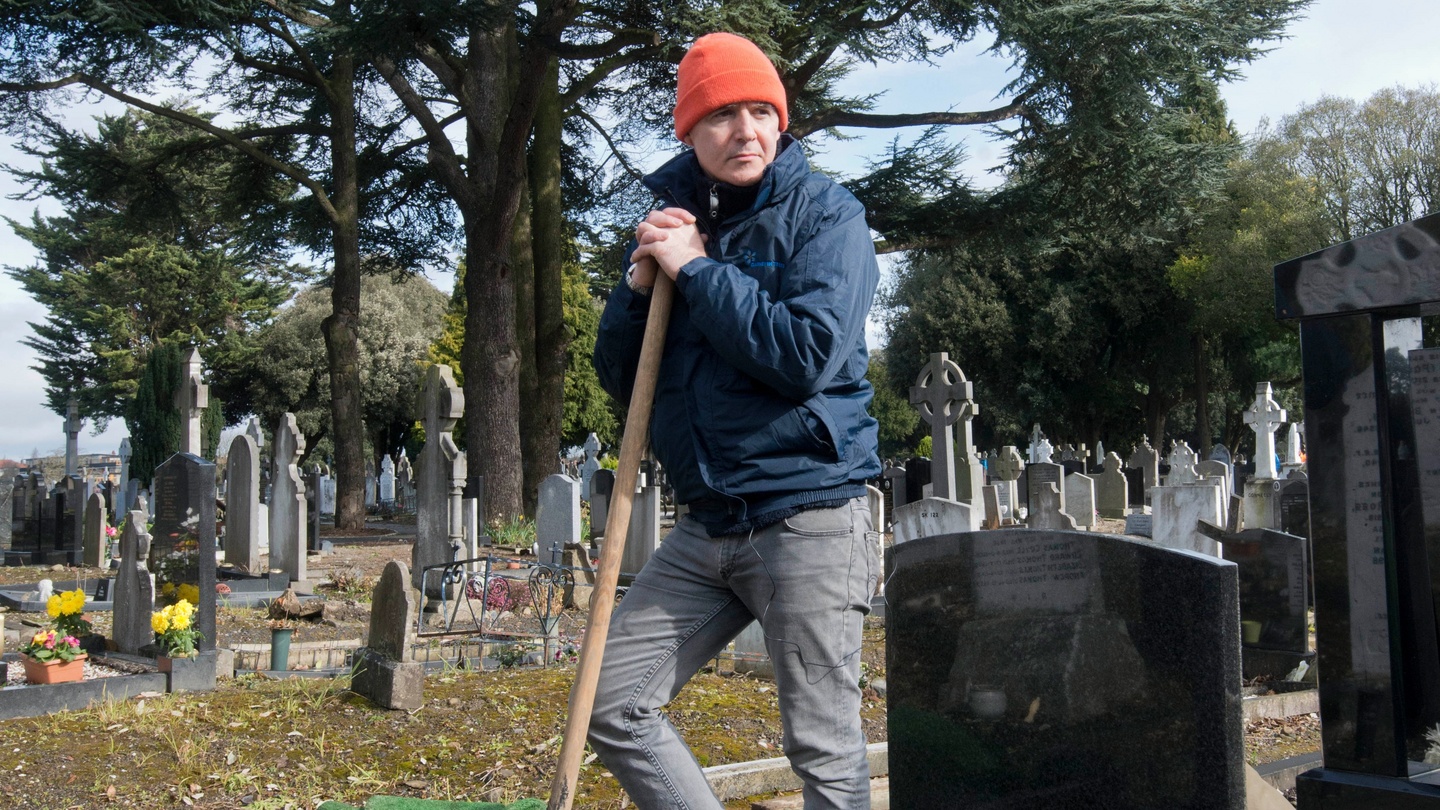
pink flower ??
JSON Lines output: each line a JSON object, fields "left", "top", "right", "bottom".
{"left": 43, "top": 637, "right": 55, "bottom": 650}
{"left": 105, "top": 525, "right": 118, "bottom": 537}
{"left": 62, "top": 636, "right": 79, "bottom": 647}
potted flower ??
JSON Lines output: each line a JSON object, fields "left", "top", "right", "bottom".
{"left": 151, "top": 599, "right": 203, "bottom": 672}
{"left": 47, "top": 587, "right": 92, "bottom": 640}
{"left": 19, "top": 629, "right": 87, "bottom": 684}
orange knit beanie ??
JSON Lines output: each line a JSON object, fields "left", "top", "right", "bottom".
{"left": 673, "top": 33, "right": 788, "bottom": 140}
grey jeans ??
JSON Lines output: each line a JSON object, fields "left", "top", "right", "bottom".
{"left": 588, "top": 496, "right": 878, "bottom": 810}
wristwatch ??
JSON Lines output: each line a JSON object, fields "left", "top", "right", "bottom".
{"left": 626, "top": 263, "right": 653, "bottom": 297}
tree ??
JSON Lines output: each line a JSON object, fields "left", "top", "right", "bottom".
{"left": 125, "top": 344, "right": 181, "bottom": 488}
{"left": 1273, "top": 85, "right": 1440, "bottom": 242}
{"left": 247, "top": 274, "right": 449, "bottom": 468}
{"left": 5, "top": 108, "right": 297, "bottom": 426}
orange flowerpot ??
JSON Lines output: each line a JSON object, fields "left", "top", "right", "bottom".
{"left": 22, "top": 654, "right": 87, "bottom": 684}
{"left": 157, "top": 654, "right": 196, "bottom": 673}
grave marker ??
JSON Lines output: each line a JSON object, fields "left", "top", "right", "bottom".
{"left": 1097, "top": 452, "right": 1130, "bottom": 518}
{"left": 1243, "top": 382, "right": 1286, "bottom": 481}
{"left": 907, "top": 352, "right": 976, "bottom": 502}
{"left": 64, "top": 398, "right": 81, "bottom": 476}
{"left": 269, "top": 414, "right": 308, "bottom": 585}
{"left": 225, "top": 434, "right": 260, "bottom": 571}
{"left": 150, "top": 453, "right": 217, "bottom": 653}
{"left": 414, "top": 365, "right": 466, "bottom": 597}
{"left": 174, "top": 348, "right": 209, "bottom": 456}
{"left": 111, "top": 510, "right": 154, "bottom": 655}
{"left": 352, "top": 560, "right": 423, "bottom": 710}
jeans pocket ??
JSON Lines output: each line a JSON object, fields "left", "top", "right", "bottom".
{"left": 781, "top": 505, "right": 854, "bottom": 537}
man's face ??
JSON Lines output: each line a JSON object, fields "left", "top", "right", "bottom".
{"left": 683, "top": 101, "right": 781, "bottom": 187}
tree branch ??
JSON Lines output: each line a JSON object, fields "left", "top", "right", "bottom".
{"left": 0, "top": 74, "right": 85, "bottom": 92}
{"left": 558, "top": 44, "right": 661, "bottom": 110}
{"left": 372, "top": 55, "right": 476, "bottom": 212}
{"left": 542, "top": 29, "right": 658, "bottom": 60}
{"left": 790, "top": 99, "right": 1030, "bottom": 139}
{"left": 257, "top": 0, "right": 330, "bottom": 30}
{"left": 56, "top": 75, "right": 339, "bottom": 223}
{"left": 576, "top": 108, "right": 644, "bottom": 183}
{"left": 382, "top": 111, "right": 465, "bottom": 161}
{"left": 232, "top": 52, "right": 313, "bottom": 86}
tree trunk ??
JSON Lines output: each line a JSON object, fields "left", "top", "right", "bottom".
{"left": 526, "top": 54, "right": 570, "bottom": 517}
{"left": 321, "top": 53, "right": 367, "bottom": 532}
{"left": 513, "top": 176, "right": 542, "bottom": 517}
{"left": 1193, "top": 334, "right": 1210, "bottom": 456}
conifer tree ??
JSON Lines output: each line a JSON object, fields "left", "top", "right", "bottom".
{"left": 126, "top": 344, "right": 182, "bottom": 488}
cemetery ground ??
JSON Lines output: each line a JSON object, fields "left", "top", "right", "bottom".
{"left": 0, "top": 523, "right": 1318, "bottom": 809}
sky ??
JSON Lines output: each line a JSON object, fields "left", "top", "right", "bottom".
{"left": 1, "top": 0, "right": 1438, "bottom": 461}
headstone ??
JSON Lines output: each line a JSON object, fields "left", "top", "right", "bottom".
{"left": 245, "top": 416, "right": 265, "bottom": 449}
{"left": 903, "top": 457, "right": 931, "bottom": 506}
{"left": 352, "top": 560, "right": 423, "bottom": 710}
{"left": 1124, "top": 513, "right": 1153, "bottom": 538}
{"left": 414, "top": 365, "right": 466, "bottom": 596}
{"left": 623, "top": 483, "right": 662, "bottom": 580}
{"left": 991, "top": 446, "right": 1025, "bottom": 519}
{"left": 580, "top": 433, "right": 602, "bottom": 500}
{"left": 1064, "top": 472, "right": 1096, "bottom": 529}
{"left": 1242, "top": 477, "right": 1283, "bottom": 531}
{"left": 892, "top": 497, "right": 977, "bottom": 545}
{"left": 1242, "top": 382, "right": 1286, "bottom": 481}
{"left": 64, "top": 398, "right": 81, "bottom": 476}
{"left": 1028, "top": 482, "right": 1077, "bottom": 530}
{"left": 0, "top": 475, "right": 12, "bottom": 551}
{"left": 82, "top": 491, "right": 105, "bottom": 567}
{"left": 1027, "top": 423, "right": 1046, "bottom": 464}
{"left": 1026, "top": 460, "right": 1065, "bottom": 507}
{"left": 981, "top": 484, "right": 1001, "bottom": 529}
{"left": 537, "top": 474, "right": 582, "bottom": 551}
{"left": 1274, "top": 214, "right": 1440, "bottom": 799}
{"left": 117, "top": 437, "right": 133, "bottom": 514}
{"left": 225, "top": 434, "right": 260, "bottom": 571}
{"left": 1217, "top": 528, "right": 1310, "bottom": 658}
{"left": 379, "top": 455, "right": 396, "bottom": 504}
{"left": 1151, "top": 484, "right": 1224, "bottom": 557}
{"left": 1279, "top": 477, "right": 1310, "bottom": 538}
{"left": 149, "top": 453, "right": 218, "bottom": 652}
{"left": 881, "top": 464, "right": 907, "bottom": 515}
{"left": 1127, "top": 437, "right": 1160, "bottom": 494}
{"left": 866, "top": 484, "right": 885, "bottom": 536}
{"left": 1033, "top": 437, "right": 1054, "bottom": 464}
{"left": 1097, "top": 452, "right": 1130, "bottom": 518}
{"left": 53, "top": 475, "right": 84, "bottom": 564}
{"left": 396, "top": 454, "right": 414, "bottom": 511}
{"left": 1280, "top": 421, "right": 1305, "bottom": 477}
{"left": 907, "top": 352, "right": 977, "bottom": 502}
{"left": 111, "top": 510, "right": 154, "bottom": 655}
{"left": 732, "top": 621, "right": 773, "bottom": 680}
{"left": 589, "top": 469, "right": 615, "bottom": 541}
{"left": 174, "top": 347, "right": 210, "bottom": 457}
{"left": 1166, "top": 440, "right": 1201, "bottom": 485}
{"left": 269, "top": 414, "right": 308, "bottom": 585}
{"left": 1209, "top": 443, "right": 1233, "bottom": 465}
{"left": 887, "top": 529, "right": 1244, "bottom": 809}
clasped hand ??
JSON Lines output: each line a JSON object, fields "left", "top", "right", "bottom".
{"left": 629, "top": 207, "right": 708, "bottom": 286}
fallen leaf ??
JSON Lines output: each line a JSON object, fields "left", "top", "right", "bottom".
{"left": 404, "top": 779, "right": 429, "bottom": 789}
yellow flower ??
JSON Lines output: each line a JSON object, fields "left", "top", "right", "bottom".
{"left": 176, "top": 584, "right": 200, "bottom": 606}
{"left": 151, "top": 611, "right": 170, "bottom": 634}
{"left": 162, "top": 582, "right": 176, "bottom": 595}
{"left": 170, "top": 611, "right": 191, "bottom": 631}
{"left": 46, "top": 594, "right": 62, "bottom": 618}
{"left": 31, "top": 630, "right": 49, "bottom": 646}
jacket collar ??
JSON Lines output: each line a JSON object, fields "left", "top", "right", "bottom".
{"left": 642, "top": 134, "right": 807, "bottom": 218}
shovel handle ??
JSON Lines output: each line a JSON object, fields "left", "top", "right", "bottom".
{"left": 548, "top": 262, "right": 674, "bottom": 810}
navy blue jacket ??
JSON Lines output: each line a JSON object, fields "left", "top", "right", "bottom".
{"left": 593, "top": 136, "right": 882, "bottom": 527}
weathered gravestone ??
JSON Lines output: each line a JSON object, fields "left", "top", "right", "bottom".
{"left": 1097, "top": 452, "right": 1130, "bottom": 519}
{"left": 991, "top": 447, "right": 1025, "bottom": 519}
{"left": 580, "top": 433, "right": 602, "bottom": 501}
{"left": 536, "top": 474, "right": 581, "bottom": 556}
{"left": 149, "top": 453, "right": 217, "bottom": 654}
{"left": 225, "top": 434, "right": 260, "bottom": 572}
{"left": 63, "top": 398, "right": 81, "bottom": 476}
{"left": 379, "top": 455, "right": 395, "bottom": 504}
{"left": 1151, "top": 484, "right": 1224, "bottom": 557}
{"left": 269, "top": 414, "right": 308, "bottom": 586}
{"left": 82, "top": 491, "right": 106, "bottom": 567}
{"left": 117, "top": 437, "right": 132, "bottom": 514}
{"left": 907, "top": 352, "right": 977, "bottom": 503}
{"left": 623, "top": 481, "right": 662, "bottom": 581}
{"left": 1273, "top": 213, "right": 1440, "bottom": 806}
{"left": 111, "top": 510, "right": 154, "bottom": 655}
{"left": 1064, "top": 472, "right": 1096, "bottom": 529}
{"left": 1127, "top": 437, "right": 1160, "bottom": 503}
{"left": 882, "top": 464, "right": 907, "bottom": 516}
{"left": 1279, "top": 477, "right": 1310, "bottom": 539}
{"left": 1242, "top": 383, "right": 1288, "bottom": 531}
{"left": 1026, "top": 460, "right": 1065, "bottom": 510}
{"left": 352, "top": 560, "right": 422, "bottom": 710}
{"left": 1028, "top": 483, "right": 1076, "bottom": 531}
{"left": 1166, "top": 440, "right": 1202, "bottom": 486}
{"left": 887, "top": 529, "right": 1243, "bottom": 809}
{"left": 414, "top": 365, "right": 466, "bottom": 598}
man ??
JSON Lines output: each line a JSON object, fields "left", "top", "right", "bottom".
{"left": 591, "top": 31, "right": 882, "bottom": 810}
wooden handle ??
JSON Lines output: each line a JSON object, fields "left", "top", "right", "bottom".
{"left": 548, "top": 263, "right": 674, "bottom": 809}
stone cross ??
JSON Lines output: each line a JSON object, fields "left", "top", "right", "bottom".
{"left": 1243, "top": 382, "right": 1287, "bottom": 480}
{"left": 581, "top": 433, "right": 602, "bottom": 500}
{"left": 112, "top": 510, "right": 154, "bottom": 655}
{"left": 1128, "top": 436, "right": 1160, "bottom": 491}
{"left": 174, "top": 347, "right": 210, "bottom": 456}
{"left": 908, "top": 352, "right": 976, "bottom": 502}
{"left": 246, "top": 416, "right": 265, "bottom": 449}
{"left": 1166, "top": 440, "right": 1200, "bottom": 485}
{"left": 415, "top": 364, "right": 466, "bottom": 595}
{"left": 992, "top": 446, "right": 1025, "bottom": 481}
{"left": 64, "top": 398, "right": 82, "bottom": 476}
{"left": 1034, "top": 438, "right": 1055, "bottom": 464}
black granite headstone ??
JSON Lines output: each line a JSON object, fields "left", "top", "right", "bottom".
{"left": 54, "top": 476, "right": 83, "bottom": 564}
{"left": 887, "top": 529, "right": 1243, "bottom": 809}
{"left": 1060, "top": 460, "right": 1085, "bottom": 478}
{"left": 905, "top": 457, "right": 932, "bottom": 504}
{"left": 149, "top": 453, "right": 217, "bottom": 653}
{"left": 1279, "top": 479, "right": 1310, "bottom": 539}
{"left": 1218, "top": 529, "right": 1310, "bottom": 653}
{"left": 1276, "top": 212, "right": 1440, "bottom": 806}
{"left": 589, "top": 469, "right": 614, "bottom": 540}
{"left": 1123, "top": 468, "right": 1145, "bottom": 507}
